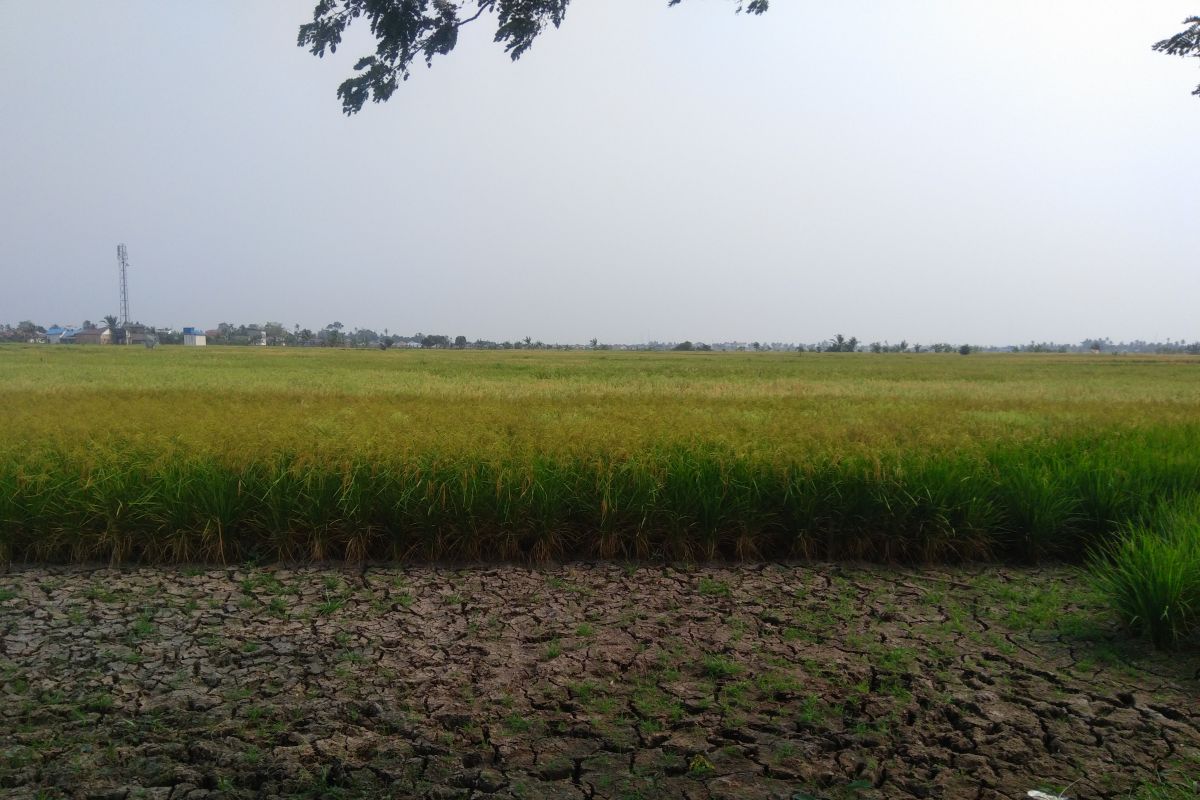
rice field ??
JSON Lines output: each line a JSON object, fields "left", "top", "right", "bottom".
{"left": 2, "top": 344, "right": 1200, "bottom": 566}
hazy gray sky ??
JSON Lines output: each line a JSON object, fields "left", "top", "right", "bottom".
{"left": 2, "top": 2, "right": 1197, "bottom": 344}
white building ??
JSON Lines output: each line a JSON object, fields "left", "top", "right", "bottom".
{"left": 182, "top": 326, "right": 206, "bottom": 346}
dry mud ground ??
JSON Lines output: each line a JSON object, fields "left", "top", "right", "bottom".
{"left": 1, "top": 564, "right": 1198, "bottom": 800}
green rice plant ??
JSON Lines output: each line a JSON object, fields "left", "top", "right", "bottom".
{"left": 294, "top": 462, "right": 349, "bottom": 561}
{"left": 143, "top": 460, "right": 205, "bottom": 562}
{"left": 252, "top": 457, "right": 308, "bottom": 560}
{"left": 337, "top": 460, "right": 385, "bottom": 560}
{"left": 807, "top": 460, "right": 879, "bottom": 560}
{"left": 403, "top": 456, "right": 475, "bottom": 560}
{"left": 1088, "top": 496, "right": 1200, "bottom": 649}
{"left": 994, "top": 453, "right": 1081, "bottom": 562}
{"left": 900, "top": 457, "right": 1000, "bottom": 561}
{"left": 76, "top": 457, "right": 158, "bottom": 563}
{"left": 377, "top": 458, "right": 435, "bottom": 559}
{"left": 0, "top": 465, "right": 18, "bottom": 562}
{"left": 0, "top": 459, "right": 73, "bottom": 561}
{"left": 1072, "top": 461, "right": 1138, "bottom": 541}
{"left": 177, "top": 457, "right": 254, "bottom": 563}
{"left": 612, "top": 458, "right": 661, "bottom": 560}
{"left": 519, "top": 456, "right": 578, "bottom": 562}
{"left": 776, "top": 463, "right": 832, "bottom": 559}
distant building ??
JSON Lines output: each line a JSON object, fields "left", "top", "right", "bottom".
{"left": 67, "top": 327, "right": 112, "bottom": 345}
{"left": 44, "top": 326, "right": 74, "bottom": 344}
{"left": 119, "top": 324, "right": 150, "bottom": 346}
{"left": 182, "top": 327, "right": 207, "bottom": 347}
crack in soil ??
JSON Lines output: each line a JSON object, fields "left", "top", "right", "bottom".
{"left": 0, "top": 563, "right": 1197, "bottom": 799}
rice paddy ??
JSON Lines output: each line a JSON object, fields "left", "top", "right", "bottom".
{"left": 3, "top": 344, "right": 1200, "bottom": 796}
{"left": 3, "top": 344, "right": 1199, "bottom": 569}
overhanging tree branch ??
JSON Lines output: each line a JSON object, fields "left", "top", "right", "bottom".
{"left": 1153, "top": 16, "right": 1200, "bottom": 98}
{"left": 303, "top": 8, "right": 1200, "bottom": 114}
{"left": 299, "top": 0, "right": 768, "bottom": 114}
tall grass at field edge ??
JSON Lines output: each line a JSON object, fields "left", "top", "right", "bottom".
{"left": 1088, "top": 496, "right": 1200, "bottom": 649}
{"left": 1, "top": 428, "right": 1195, "bottom": 565}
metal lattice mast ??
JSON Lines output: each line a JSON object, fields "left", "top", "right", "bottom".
{"left": 117, "top": 244, "right": 130, "bottom": 327}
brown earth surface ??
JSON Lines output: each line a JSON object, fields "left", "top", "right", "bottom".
{"left": 1, "top": 563, "right": 1198, "bottom": 800}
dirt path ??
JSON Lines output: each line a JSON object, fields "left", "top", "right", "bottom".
{"left": 2, "top": 563, "right": 1197, "bottom": 800}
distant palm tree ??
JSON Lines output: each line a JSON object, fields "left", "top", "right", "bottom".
{"left": 101, "top": 314, "right": 122, "bottom": 343}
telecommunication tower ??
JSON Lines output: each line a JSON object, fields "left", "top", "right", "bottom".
{"left": 116, "top": 244, "right": 131, "bottom": 327}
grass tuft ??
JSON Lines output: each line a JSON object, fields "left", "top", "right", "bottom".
{"left": 1088, "top": 496, "right": 1200, "bottom": 649}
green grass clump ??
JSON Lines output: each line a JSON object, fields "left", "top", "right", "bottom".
{"left": 1089, "top": 497, "right": 1200, "bottom": 649}
{"left": 702, "top": 653, "right": 741, "bottom": 678}
{"left": 1134, "top": 779, "right": 1200, "bottom": 800}
{"left": 1128, "top": 758, "right": 1200, "bottom": 799}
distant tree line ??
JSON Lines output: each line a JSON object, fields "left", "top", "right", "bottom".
{"left": 3, "top": 320, "right": 1199, "bottom": 354}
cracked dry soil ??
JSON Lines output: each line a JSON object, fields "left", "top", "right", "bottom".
{"left": 2, "top": 564, "right": 1198, "bottom": 800}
